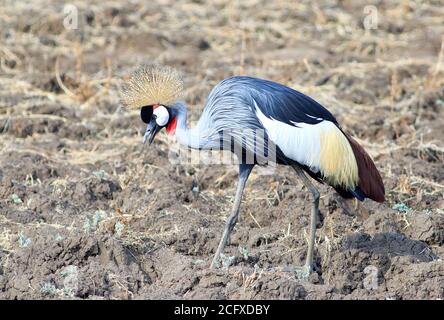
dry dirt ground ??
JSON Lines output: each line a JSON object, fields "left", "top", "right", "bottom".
{"left": 0, "top": 0, "right": 443, "bottom": 300}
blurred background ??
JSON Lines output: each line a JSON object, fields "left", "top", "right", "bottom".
{"left": 0, "top": 0, "right": 443, "bottom": 299}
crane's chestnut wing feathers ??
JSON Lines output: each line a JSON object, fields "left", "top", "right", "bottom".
{"left": 344, "top": 133, "right": 385, "bottom": 202}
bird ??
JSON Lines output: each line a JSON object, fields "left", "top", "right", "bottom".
{"left": 120, "top": 63, "right": 385, "bottom": 279}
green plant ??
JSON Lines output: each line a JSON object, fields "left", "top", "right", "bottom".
{"left": 18, "top": 232, "right": 31, "bottom": 248}
{"left": 92, "top": 170, "right": 105, "bottom": 179}
{"left": 220, "top": 253, "right": 235, "bottom": 270}
{"left": 83, "top": 210, "right": 107, "bottom": 232}
{"left": 40, "top": 282, "right": 58, "bottom": 295}
{"left": 10, "top": 194, "right": 22, "bottom": 205}
{"left": 114, "top": 221, "right": 124, "bottom": 237}
{"left": 238, "top": 245, "right": 249, "bottom": 260}
{"left": 60, "top": 265, "right": 77, "bottom": 277}
{"left": 392, "top": 202, "right": 413, "bottom": 213}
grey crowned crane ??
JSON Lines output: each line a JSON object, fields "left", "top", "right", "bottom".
{"left": 121, "top": 64, "right": 385, "bottom": 279}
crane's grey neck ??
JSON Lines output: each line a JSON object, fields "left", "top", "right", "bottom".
{"left": 170, "top": 102, "right": 211, "bottom": 150}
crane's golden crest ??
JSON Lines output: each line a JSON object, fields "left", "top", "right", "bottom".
{"left": 120, "top": 64, "right": 183, "bottom": 109}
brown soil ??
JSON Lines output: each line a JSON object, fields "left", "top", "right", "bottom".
{"left": 0, "top": 0, "right": 443, "bottom": 300}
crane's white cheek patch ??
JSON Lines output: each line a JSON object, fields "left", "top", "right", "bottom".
{"left": 153, "top": 105, "right": 170, "bottom": 126}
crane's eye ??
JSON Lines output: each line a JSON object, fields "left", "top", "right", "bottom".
{"left": 153, "top": 105, "right": 169, "bottom": 126}
{"left": 140, "top": 106, "right": 153, "bottom": 124}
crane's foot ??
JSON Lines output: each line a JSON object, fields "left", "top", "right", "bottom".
{"left": 281, "top": 264, "right": 312, "bottom": 281}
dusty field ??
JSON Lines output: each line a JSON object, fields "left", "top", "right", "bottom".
{"left": 0, "top": 0, "right": 443, "bottom": 300}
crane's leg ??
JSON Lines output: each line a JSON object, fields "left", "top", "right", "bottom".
{"left": 290, "top": 164, "right": 320, "bottom": 280}
{"left": 211, "top": 164, "right": 254, "bottom": 269}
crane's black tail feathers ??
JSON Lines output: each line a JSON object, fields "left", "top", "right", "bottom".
{"left": 333, "top": 185, "right": 366, "bottom": 201}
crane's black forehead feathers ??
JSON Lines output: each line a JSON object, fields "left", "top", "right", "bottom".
{"left": 140, "top": 106, "right": 153, "bottom": 124}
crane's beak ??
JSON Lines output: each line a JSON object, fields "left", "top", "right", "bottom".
{"left": 143, "top": 118, "right": 161, "bottom": 145}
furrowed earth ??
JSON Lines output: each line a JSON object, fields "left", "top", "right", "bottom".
{"left": 0, "top": 0, "right": 443, "bottom": 299}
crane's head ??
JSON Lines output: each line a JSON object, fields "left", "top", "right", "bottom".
{"left": 140, "top": 103, "right": 177, "bottom": 144}
{"left": 120, "top": 63, "right": 183, "bottom": 144}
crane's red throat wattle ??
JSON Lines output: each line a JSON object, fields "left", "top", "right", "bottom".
{"left": 166, "top": 117, "right": 177, "bottom": 135}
